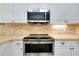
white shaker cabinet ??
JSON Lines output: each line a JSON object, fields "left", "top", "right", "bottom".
{"left": 11, "top": 40, "right": 23, "bottom": 56}
{"left": 55, "top": 40, "right": 79, "bottom": 56}
{"left": 14, "top": 3, "right": 38, "bottom": 22}
{"left": 70, "top": 41, "right": 79, "bottom": 56}
{"left": 0, "top": 4, "right": 15, "bottom": 23}
{"left": 55, "top": 40, "right": 71, "bottom": 56}
{"left": 0, "top": 41, "right": 11, "bottom": 56}
{"left": 51, "top": 4, "right": 67, "bottom": 25}
{"left": 0, "top": 40, "right": 23, "bottom": 56}
{"left": 66, "top": 4, "right": 79, "bottom": 21}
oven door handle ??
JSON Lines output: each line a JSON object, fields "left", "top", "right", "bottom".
{"left": 23, "top": 42, "right": 54, "bottom": 44}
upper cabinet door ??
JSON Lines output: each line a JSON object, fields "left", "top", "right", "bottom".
{"left": 0, "top": 3, "right": 38, "bottom": 23}
{"left": 0, "top": 4, "right": 14, "bottom": 23}
{"left": 14, "top": 3, "right": 38, "bottom": 22}
{"left": 67, "top": 4, "right": 79, "bottom": 21}
{"left": 14, "top": 4, "right": 27, "bottom": 22}
{"left": 50, "top": 4, "right": 67, "bottom": 24}
{"left": 38, "top": 3, "right": 50, "bottom": 9}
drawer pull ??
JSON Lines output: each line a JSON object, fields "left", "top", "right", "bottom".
{"left": 61, "top": 42, "right": 65, "bottom": 45}
{"left": 77, "top": 42, "right": 79, "bottom": 44}
{"left": 70, "top": 48, "right": 74, "bottom": 50}
{"left": 20, "top": 48, "right": 23, "bottom": 50}
{"left": 16, "top": 43, "right": 21, "bottom": 45}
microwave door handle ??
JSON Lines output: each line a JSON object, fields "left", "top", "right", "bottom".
{"left": 44, "top": 12, "right": 46, "bottom": 20}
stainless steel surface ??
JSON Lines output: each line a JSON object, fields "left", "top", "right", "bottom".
{"left": 27, "top": 9, "right": 50, "bottom": 12}
{"left": 24, "top": 53, "right": 53, "bottom": 56}
{"left": 23, "top": 34, "right": 54, "bottom": 42}
{"left": 27, "top": 9, "right": 50, "bottom": 23}
{"left": 27, "top": 20, "right": 50, "bottom": 22}
{"left": 23, "top": 41, "right": 54, "bottom": 44}
{"left": 23, "top": 34, "right": 54, "bottom": 56}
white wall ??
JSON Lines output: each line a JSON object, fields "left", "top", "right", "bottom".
{"left": 0, "top": 3, "right": 79, "bottom": 23}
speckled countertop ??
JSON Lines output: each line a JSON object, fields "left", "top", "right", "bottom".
{"left": 0, "top": 23, "right": 79, "bottom": 43}
{"left": 0, "top": 34, "right": 79, "bottom": 44}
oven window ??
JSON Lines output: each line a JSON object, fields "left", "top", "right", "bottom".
{"left": 25, "top": 44, "right": 52, "bottom": 53}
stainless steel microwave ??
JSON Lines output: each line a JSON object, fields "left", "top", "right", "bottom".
{"left": 27, "top": 9, "right": 50, "bottom": 23}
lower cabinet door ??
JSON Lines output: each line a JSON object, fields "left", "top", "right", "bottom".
{"left": 11, "top": 40, "right": 23, "bottom": 56}
{"left": 0, "top": 41, "right": 11, "bottom": 56}
{"left": 16, "top": 47, "right": 23, "bottom": 56}
{"left": 71, "top": 48, "right": 79, "bottom": 56}
{"left": 55, "top": 40, "right": 71, "bottom": 56}
{"left": 55, "top": 40, "right": 79, "bottom": 56}
{"left": 55, "top": 47, "right": 71, "bottom": 56}
{"left": 11, "top": 47, "right": 23, "bottom": 56}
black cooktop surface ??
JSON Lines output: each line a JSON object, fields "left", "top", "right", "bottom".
{"left": 23, "top": 34, "right": 54, "bottom": 41}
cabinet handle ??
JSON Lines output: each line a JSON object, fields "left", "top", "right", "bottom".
{"left": 70, "top": 48, "right": 74, "bottom": 50}
{"left": 61, "top": 42, "right": 65, "bottom": 45}
{"left": 77, "top": 42, "right": 79, "bottom": 44}
{"left": 20, "top": 48, "right": 23, "bottom": 50}
{"left": 16, "top": 43, "right": 21, "bottom": 45}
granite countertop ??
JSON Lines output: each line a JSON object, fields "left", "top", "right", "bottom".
{"left": 0, "top": 23, "right": 79, "bottom": 43}
{"left": 51, "top": 34, "right": 79, "bottom": 40}
{"left": 0, "top": 34, "right": 79, "bottom": 44}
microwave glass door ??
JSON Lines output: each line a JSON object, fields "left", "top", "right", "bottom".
{"left": 27, "top": 12, "right": 45, "bottom": 20}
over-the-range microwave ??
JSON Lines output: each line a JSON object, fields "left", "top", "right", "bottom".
{"left": 27, "top": 9, "right": 50, "bottom": 23}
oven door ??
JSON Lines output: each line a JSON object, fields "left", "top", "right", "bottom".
{"left": 23, "top": 42, "right": 54, "bottom": 56}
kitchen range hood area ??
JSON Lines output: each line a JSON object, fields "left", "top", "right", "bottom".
{"left": 0, "top": 3, "right": 79, "bottom": 56}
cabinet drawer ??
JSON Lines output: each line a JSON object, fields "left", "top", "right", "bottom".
{"left": 55, "top": 48, "right": 72, "bottom": 56}
{"left": 12, "top": 40, "right": 23, "bottom": 47}
{"left": 55, "top": 41, "right": 71, "bottom": 47}
{"left": 11, "top": 40, "right": 23, "bottom": 56}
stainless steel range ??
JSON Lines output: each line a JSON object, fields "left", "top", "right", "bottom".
{"left": 23, "top": 34, "right": 54, "bottom": 56}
